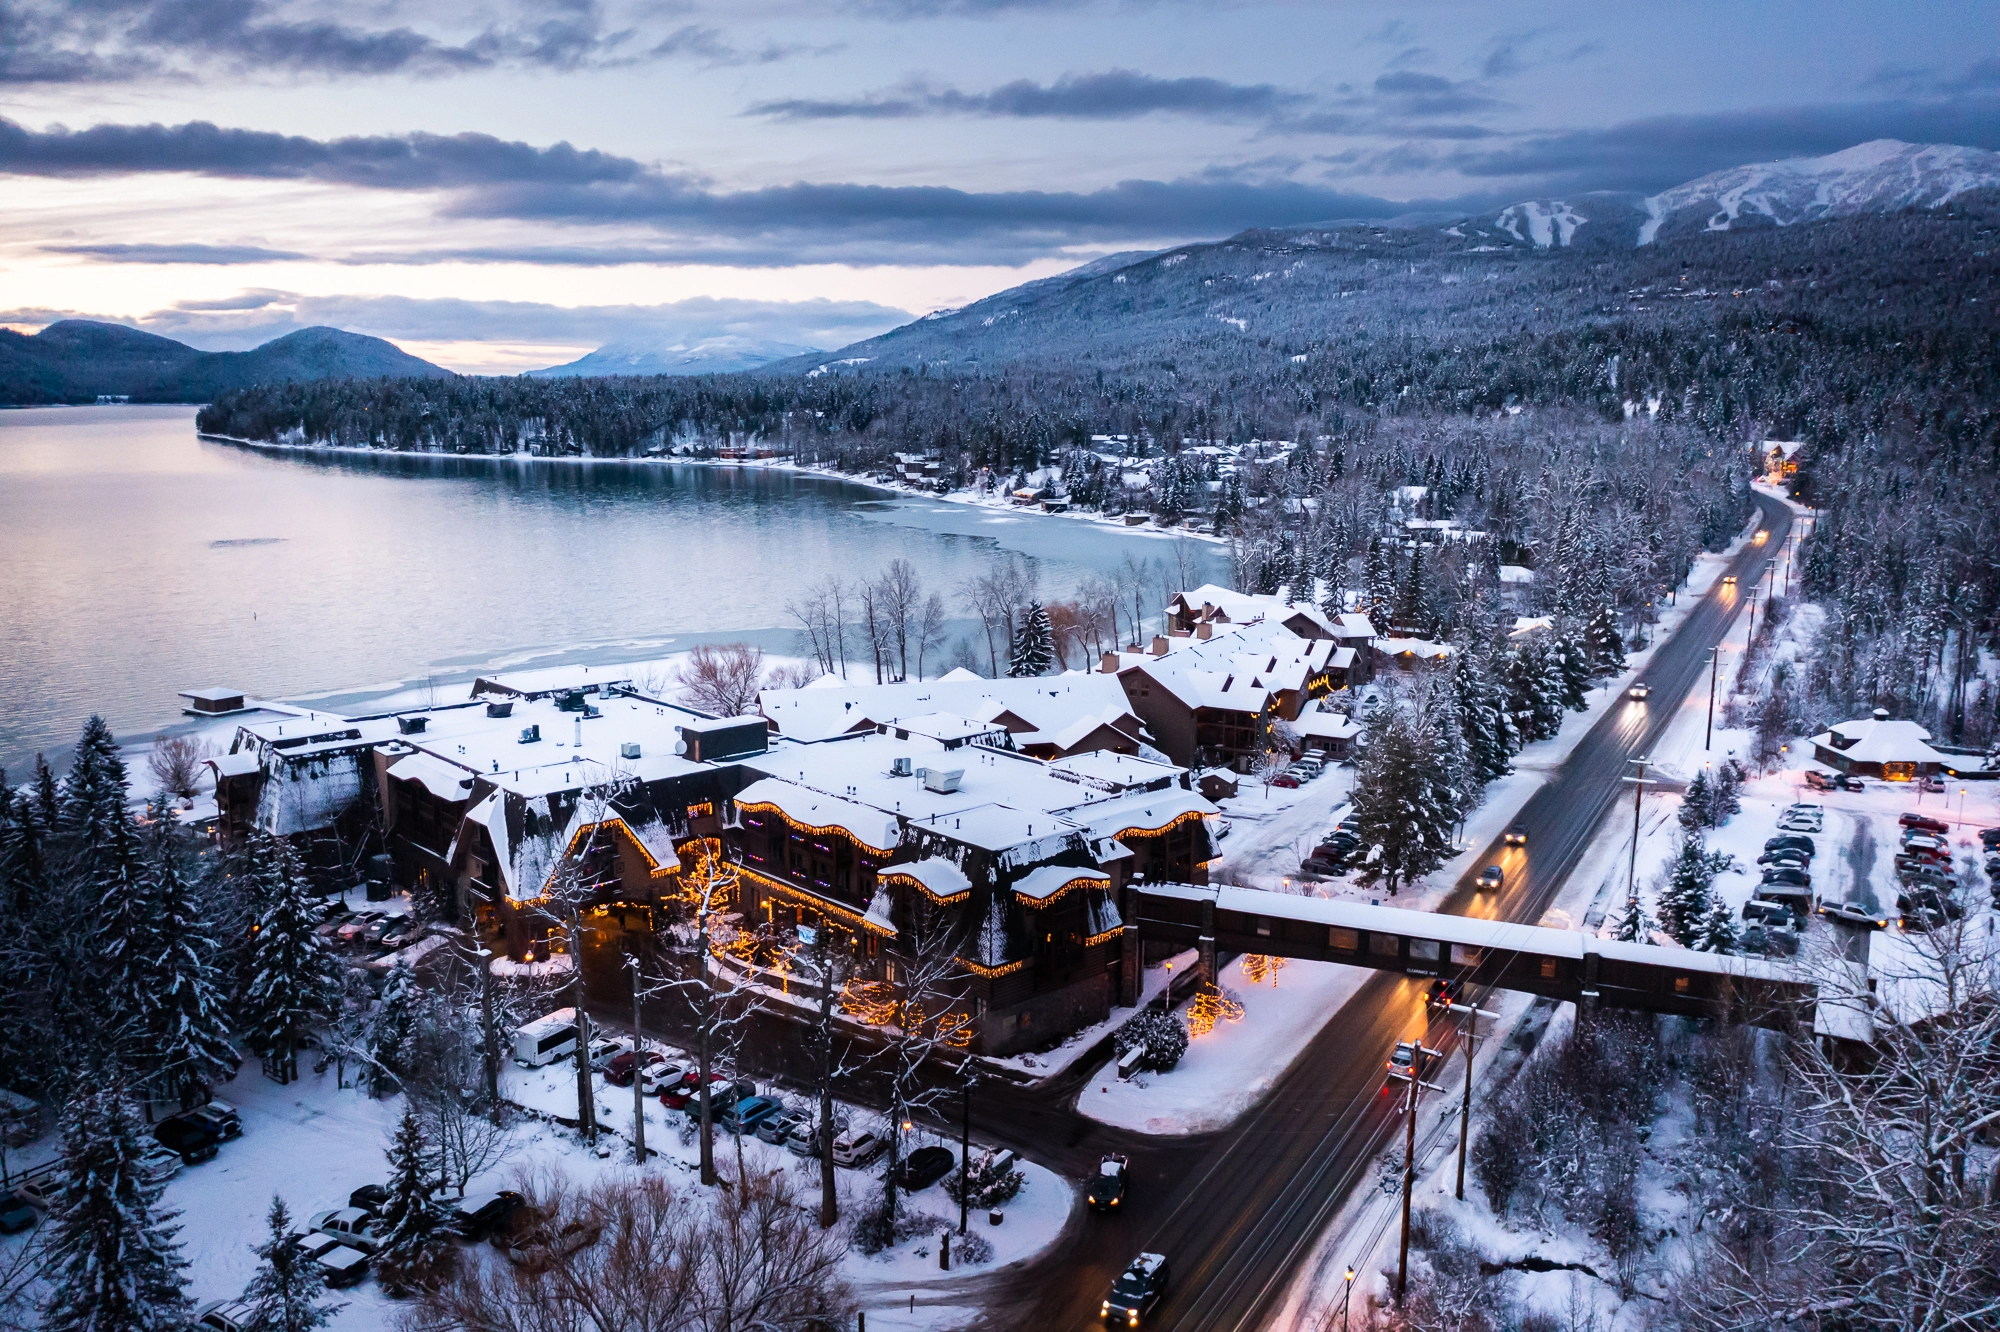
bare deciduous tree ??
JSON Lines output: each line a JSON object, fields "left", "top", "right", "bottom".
{"left": 146, "top": 733, "right": 212, "bottom": 798}
{"left": 672, "top": 643, "right": 766, "bottom": 717}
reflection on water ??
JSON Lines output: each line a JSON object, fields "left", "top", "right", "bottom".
{"left": 0, "top": 406, "right": 1223, "bottom": 768}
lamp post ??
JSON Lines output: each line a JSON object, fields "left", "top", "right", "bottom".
{"left": 1341, "top": 1266, "right": 1356, "bottom": 1332}
{"left": 957, "top": 1071, "right": 973, "bottom": 1236}
{"left": 626, "top": 955, "right": 646, "bottom": 1165}
{"left": 1705, "top": 646, "right": 1720, "bottom": 751}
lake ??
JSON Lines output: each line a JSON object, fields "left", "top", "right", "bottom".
{"left": 0, "top": 405, "right": 1221, "bottom": 771}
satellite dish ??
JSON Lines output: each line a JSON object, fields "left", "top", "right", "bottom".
{"left": 673, "top": 739, "right": 688, "bottom": 756}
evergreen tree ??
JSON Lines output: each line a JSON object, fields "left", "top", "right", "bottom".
{"left": 1394, "top": 545, "right": 1431, "bottom": 636}
{"left": 62, "top": 715, "right": 132, "bottom": 866}
{"left": 1550, "top": 625, "right": 1592, "bottom": 711}
{"left": 1583, "top": 599, "right": 1626, "bottom": 677}
{"left": 1709, "top": 760, "right": 1745, "bottom": 825}
{"left": 43, "top": 1085, "right": 188, "bottom": 1332}
{"left": 372, "top": 1107, "right": 451, "bottom": 1296}
{"left": 32, "top": 752, "right": 61, "bottom": 830}
{"left": 144, "top": 823, "right": 239, "bottom": 1111}
{"left": 242, "top": 1197, "right": 340, "bottom": 1332}
{"left": 93, "top": 808, "right": 157, "bottom": 1045}
{"left": 1693, "top": 893, "right": 1738, "bottom": 954}
{"left": 1679, "top": 769, "right": 1714, "bottom": 833}
{"left": 238, "top": 833, "right": 340, "bottom": 1084}
{"left": 1362, "top": 537, "right": 1394, "bottom": 631}
{"left": 1348, "top": 696, "right": 1460, "bottom": 895}
{"left": 1613, "top": 898, "right": 1650, "bottom": 943}
{"left": 1656, "top": 833, "right": 1717, "bottom": 946}
{"left": 1008, "top": 600, "right": 1056, "bottom": 677}
{"left": 1451, "top": 643, "right": 1516, "bottom": 785}
{"left": 365, "top": 968, "right": 417, "bottom": 1096}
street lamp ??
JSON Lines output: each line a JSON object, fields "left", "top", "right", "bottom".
{"left": 1341, "top": 1266, "right": 1356, "bottom": 1332}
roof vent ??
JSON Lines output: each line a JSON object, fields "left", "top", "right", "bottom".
{"left": 397, "top": 715, "right": 428, "bottom": 734}
{"left": 518, "top": 724, "right": 541, "bottom": 744}
{"left": 1872, "top": 707, "right": 1890, "bottom": 722}
{"left": 620, "top": 742, "right": 641, "bottom": 760}
{"left": 485, "top": 700, "right": 514, "bottom": 719}
{"left": 920, "top": 767, "right": 964, "bottom": 794}
{"left": 891, "top": 756, "right": 913, "bottom": 777}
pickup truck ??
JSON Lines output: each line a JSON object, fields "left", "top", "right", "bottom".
{"left": 1087, "top": 1153, "right": 1129, "bottom": 1213}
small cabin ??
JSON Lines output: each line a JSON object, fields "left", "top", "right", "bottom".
{"left": 179, "top": 687, "right": 247, "bottom": 716}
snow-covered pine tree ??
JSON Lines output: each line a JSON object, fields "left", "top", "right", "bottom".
{"left": 239, "top": 832, "right": 341, "bottom": 1084}
{"left": 32, "top": 752, "right": 62, "bottom": 830}
{"left": 1679, "top": 769, "right": 1714, "bottom": 832}
{"left": 1362, "top": 537, "right": 1394, "bottom": 632}
{"left": 372, "top": 1106, "right": 451, "bottom": 1295}
{"left": 1008, "top": 600, "right": 1056, "bottom": 677}
{"left": 1451, "top": 643, "right": 1515, "bottom": 786}
{"left": 42, "top": 1084, "right": 188, "bottom": 1332}
{"left": 1584, "top": 599, "right": 1626, "bottom": 677}
{"left": 93, "top": 803, "right": 157, "bottom": 1046}
{"left": 1709, "top": 760, "right": 1745, "bottom": 825}
{"left": 143, "top": 821, "right": 239, "bottom": 1111}
{"left": 1394, "top": 545, "right": 1431, "bottom": 637}
{"left": 1656, "top": 833, "right": 1717, "bottom": 947}
{"left": 1349, "top": 697, "right": 1458, "bottom": 895}
{"left": 241, "top": 1196, "right": 340, "bottom": 1332}
{"left": 1551, "top": 623, "right": 1592, "bottom": 711}
{"left": 61, "top": 715, "right": 132, "bottom": 867}
{"left": 364, "top": 967, "right": 417, "bottom": 1096}
{"left": 1693, "top": 893, "right": 1738, "bottom": 954}
{"left": 1613, "top": 898, "right": 1650, "bottom": 943}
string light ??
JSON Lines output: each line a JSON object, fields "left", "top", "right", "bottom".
{"left": 1241, "top": 954, "right": 1287, "bottom": 987}
{"left": 1185, "top": 983, "right": 1245, "bottom": 1039}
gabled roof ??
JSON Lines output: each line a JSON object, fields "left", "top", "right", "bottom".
{"left": 759, "top": 673, "right": 1144, "bottom": 746}
{"left": 1812, "top": 716, "right": 1943, "bottom": 765}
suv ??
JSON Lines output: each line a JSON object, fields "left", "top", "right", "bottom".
{"left": 1802, "top": 770, "right": 1836, "bottom": 792}
{"left": 833, "top": 1129, "right": 886, "bottom": 1168}
{"left": 1477, "top": 864, "right": 1504, "bottom": 892}
{"left": 184, "top": 1101, "right": 241, "bottom": 1141}
{"left": 786, "top": 1122, "right": 826, "bottom": 1158}
{"left": 1765, "top": 834, "right": 1815, "bottom": 858}
{"left": 1103, "top": 1252, "right": 1170, "bottom": 1325}
{"left": 757, "top": 1110, "right": 805, "bottom": 1146}
{"left": 604, "top": 1049, "right": 663, "bottom": 1087}
{"left": 137, "top": 1142, "right": 184, "bottom": 1186}
{"left": 1503, "top": 825, "right": 1527, "bottom": 846}
{"left": 717, "top": 1095, "right": 781, "bottom": 1136}
{"left": 154, "top": 1116, "right": 219, "bottom": 1165}
{"left": 585, "top": 1037, "right": 631, "bottom": 1073}
{"left": 1087, "top": 1153, "right": 1129, "bottom": 1213}
{"left": 894, "top": 1145, "right": 956, "bottom": 1194}
{"left": 296, "top": 1231, "right": 371, "bottom": 1289}
{"left": 446, "top": 1189, "right": 523, "bottom": 1241}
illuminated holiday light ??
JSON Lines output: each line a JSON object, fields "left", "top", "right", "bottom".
{"left": 1185, "top": 983, "right": 1245, "bottom": 1038}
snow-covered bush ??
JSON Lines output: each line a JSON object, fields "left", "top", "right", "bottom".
{"left": 1114, "top": 1007, "right": 1189, "bottom": 1072}
{"left": 854, "top": 1205, "right": 950, "bottom": 1255}
{"left": 944, "top": 1154, "right": 1024, "bottom": 1209}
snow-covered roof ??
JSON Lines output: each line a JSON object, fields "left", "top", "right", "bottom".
{"left": 759, "top": 673, "right": 1143, "bottom": 747}
{"left": 385, "top": 750, "right": 475, "bottom": 803}
{"left": 1046, "top": 750, "right": 1182, "bottom": 793}
{"left": 1375, "top": 638, "right": 1453, "bottom": 660}
{"left": 393, "top": 693, "right": 713, "bottom": 798}
{"left": 1498, "top": 564, "right": 1535, "bottom": 585}
{"left": 1812, "top": 716, "right": 1945, "bottom": 766}
{"left": 734, "top": 777, "right": 902, "bottom": 855}
{"left": 1114, "top": 621, "right": 1337, "bottom": 713}
{"left": 207, "top": 751, "right": 260, "bottom": 779}
{"left": 1294, "top": 704, "right": 1360, "bottom": 740}
{"left": 879, "top": 856, "right": 972, "bottom": 903}
{"left": 1011, "top": 865, "right": 1109, "bottom": 905}
{"left": 1331, "top": 612, "right": 1377, "bottom": 639}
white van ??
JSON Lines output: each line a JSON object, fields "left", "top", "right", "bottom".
{"left": 512, "top": 1009, "right": 579, "bottom": 1067}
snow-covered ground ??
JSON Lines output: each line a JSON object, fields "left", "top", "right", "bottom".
{"left": 1080, "top": 952, "right": 1369, "bottom": 1135}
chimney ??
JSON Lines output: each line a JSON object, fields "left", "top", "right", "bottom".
{"left": 1150, "top": 635, "right": 1169, "bottom": 657}
{"left": 1871, "top": 707, "right": 1890, "bottom": 722}
{"left": 1101, "top": 651, "right": 1120, "bottom": 674}
{"left": 1195, "top": 623, "right": 1213, "bottom": 641}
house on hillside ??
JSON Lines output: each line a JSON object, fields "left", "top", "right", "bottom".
{"left": 1764, "top": 440, "right": 1803, "bottom": 481}
{"left": 1103, "top": 621, "right": 1340, "bottom": 771}
{"left": 1371, "top": 638, "right": 1454, "bottom": 673}
{"left": 1810, "top": 709, "right": 1946, "bottom": 781}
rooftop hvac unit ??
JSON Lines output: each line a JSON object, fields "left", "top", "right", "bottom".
{"left": 890, "top": 756, "right": 913, "bottom": 777}
{"left": 620, "top": 742, "right": 641, "bottom": 759}
{"left": 396, "top": 715, "right": 428, "bottom": 735}
{"left": 485, "top": 701, "right": 515, "bottom": 719}
{"left": 518, "top": 724, "right": 541, "bottom": 744}
{"left": 919, "top": 767, "right": 963, "bottom": 794}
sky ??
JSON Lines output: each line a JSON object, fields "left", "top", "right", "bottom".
{"left": 3, "top": 0, "right": 1997, "bottom": 372}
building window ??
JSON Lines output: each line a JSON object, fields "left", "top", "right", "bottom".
{"left": 1369, "top": 934, "right": 1399, "bottom": 958}
{"left": 1540, "top": 959, "right": 1558, "bottom": 979}
{"left": 1328, "top": 927, "right": 1359, "bottom": 951}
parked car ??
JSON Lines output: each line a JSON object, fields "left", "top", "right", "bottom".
{"left": 757, "top": 1110, "right": 805, "bottom": 1145}
{"left": 1299, "top": 853, "right": 1346, "bottom": 878}
{"left": 675, "top": 1076, "right": 753, "bottom": 1118}
{"left": 1758, "top": 850, "right": 1809, "bottom": 870}
{"left": 348, "top": 1183, "right": 388, "bottom": 1215}
{"left": 585, "top": 1037, "right": 631, "bottom": 1073}
{"left": 0, "top": 1195, "right": 37, "bottom": 1235}
{"left": 1977, "top": 827, "right": 2000, "bottom": 850}
{"left": 639, "top": 1060, "right": 690, "bottom": 1096}
{"left": 1803, "top": 770, "right": 1836, "bottom": 791}
{"left": 1742, "top": 899, "right": 1792, "bottom": 925}
{"left": 191, "top": 1299, "right": 254, "bottom": 1330}
{"left": 1765, "top": 834, "right": 1816, "bottom": 858}
{"left": 832, "top": 1128, "right": 886, "bottom": 1168}
{"left": 1477, "top": 864, "right": 1505, "bottom": 891}
{"left": 894, "top": 1145, "right": 956, "bottom": 1193}
{"left": 1761, "top": 866, "right": 1811, "bottom": 888}
{"left": 1503, "top": 825, "right": 1527, "bottom": 846}
{"left": 296, "top": 1231, "right": 371, "bottom": 1289}
{"left": 446, "top": 1189, "right": 524, "bottom": 1241}
{"left": 10, "top": 1173, "right": 56, "bottom": 1211}
{"left": 1627, "top": 682, "right": 1650, "bottom": 701}
{"left": 1918, "top": 775, "right": 1945, "bottom": 793}
{"left": 1087, "top": 1153, "right": 1129, "bottom": 1213}
{"left": 603, "top": 1049, "right": 665, "bottom": 1087}
{"left": 184, "top": 1101, "right": 241, "bottom": 1141}
{"left": 153, "top": 1116, "right": 219, "bottom": 1165}
{"left": 1897, "top": 886, "right": 1963, "bottom": 918}
{"left": 1269, "top": 772, "right": 1300, "bottom": 789}
{"left": 308, "top": 1207, "right": 386, "bottom": 1255}
{"left": 1103, "top": 1252, "right": 1170, "bottom": 1326}
{"left": 1209, "top": 817, "right": 1233, "bottom": 841}
{"left": 1818, "top": 899, "right": 1889, "bottom": 930}
{"left": 787, "top": 1123, "right": 826, "bottom": 1158}
{"left": 137, "top": 1142, "right": 184, "bottom": 1186}
{"left": 717, "top": 1095, "right": 782, "bottom": 1136}
{"left": 1901, "top": 832, "right": 1950, "bottom": 856}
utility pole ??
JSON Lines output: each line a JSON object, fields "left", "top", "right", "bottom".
{"left": 627, "top": 954, "right": 646, "bottom": 1165}
{"left": 1705, "top": 646, "right": 1720, "bottom": 750}
{"left": 1623, "top": 756, "right": 1655, "bottom": 906}
{"left": 1446, "top": 1001, "right": 1500, "bottom": 1201}
{"left": 1395, "top": 1046, "right": 1443, "bottom": 1302}
{"left": 957, "top": 1071, "right": 973, "bottom": 1235}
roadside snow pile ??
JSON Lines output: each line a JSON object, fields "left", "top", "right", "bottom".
{"left": 1083, "top": 954, "right": 1367, "bottom": 1134}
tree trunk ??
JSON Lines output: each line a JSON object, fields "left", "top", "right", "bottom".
{"left": 571, "top": 940, "right": 596, "bottom": 1146}
{"left": 697, "top": 916, "right": 716, "bottom": 1186}
{"left": 817, "top": 938, "right": 839, "bottom": 1228}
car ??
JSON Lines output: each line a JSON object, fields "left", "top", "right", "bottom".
{"left": 191, "top": 1298, "right": 254, "bottom": 1330}
{"left": 1721, "top": 575, "right": 1737, "bottom": 587}
{"left": 832, "top": 1129, "right": 886, "bottom": 1168}
{"left": 1757, "top": 849, "right": 1809, "bottom": 868}
{"left": 0, "top": 1195, "right": 36, "bottom": 1235}
{"left": 1898, "top": 811, "right": 1948, "bottom": 834}
{"left": 1761, "top": 924, "right": 1801, "bottom": 957}
{"left": 184, "top": 1101, "right": 241, "bottom": 1141}
{"left": 717, "top": 1095, "right": 782, "bottom": 1136}
{"left": 1919, "top": 775, "right": 1945, "bottom": 793}
{"left": 786, "top": 1123, "right": 826, "bottom": 1157}
{"left": 757, "top": 1110, "right": 805, "bottom": 1145}
{"left": 308, "top": 1207, "right": 386, "bottom": 1255}
{"left": 1087, "top": 1153, "right": 1130, "bottom": 1212}
{"left": 894, "top": 1145, "right": 956, "bottom": 1193}
{"left": 1477, "top": 864, "right": 1504, "bottom": 892}
{"left": 1978, "top": 827, "right": 2000, "bottom": 849}
{"left": 585, "top": 1036, "right": 631, "bottom": 1073}
{"left": 10, "top": 1173, "right": 55, "bottom": 1211}
{"left": 1741, "top": 899, "right": 1792, "bottom": 925}
{"left": 1426, "top": 977, "right": 1465, "bottom": 1011}
{"left": 1753, "top": 885, "right": 1810, "bottom": 926}
{"left": 1778, "top": 814, "right": 1824, "bottom": 833}
{"left": 348, "top": 1183, "right": 388, "bottom": 1215}
{"left": 1901, "top": 833, "right": 1950, "bottom": 856}
{"left": 1387, "top": 1040, "right": 1420, "bottom": 1083}
{"left": 1895, "top": 852, "right": 1950, "bottom": 877}
{"left": 1818, "top": 900, "right": 1889, "bottom": 930}
{"left": 1103, "top": 1252, "right": 1170, "bottom": 1325}
{"left": 1802, "top": 770, "right": 1836, "bottom": 792}
{"left": 1299, "top": 853, "right": 1347, "bottom": 878}
{"left": 1504, "top": 825, "right": 1527, "bottom": 846}
{"left": 154, "top": 1115, "right": 219, "bottom": 1164}
{"left": 1836, "top": 774, "right": 1866, "bottom": 792}
{"left": 638, "top": 1059, "right": 691, "bottom": 1096}
{"left": 1209, "top": 817, "right": 1233, "bottom": 841}
{"left": 676, "top": 1076, "right": 753, "bottom": 1118}
{"left": 1269, "top": 772, "right": 1300, "bottom": 789}
{"left": 603, "top": 1049, "right": 664, "bottom": 1087}
{"left": 137, "top": 1142, "right": 184, "bottom": 1186}
{"left": 1761, "top": 866, "right": 1811, "bottom": 888}
{"left": 446, "top": 1188, "right": 524, "bottom": 1241}
{"left": 1765, "top": 834, "right": 1816, "bottom": 858}
{"left": 658, "top": 1071, "right": 721, "bottom": 1111}
{"left": 1627, "top": 682, "right": 1650, "bottom": 701}
{"left": 1291, "top": 758, "right": 1324, "bottom": 778}
{"left": 296, "top": 1231, "right": 371, "bottom": 1289}
{"left": 1898, "top": 864, "right": 1954, "bottom": 890}
{"left": 1898, "top": 888, "right": 1963, "bottom": 928}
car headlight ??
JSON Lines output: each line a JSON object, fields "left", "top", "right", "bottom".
{"left": 1088, "top": 1196, "right": 1097, "bottom": 1205}
{"left": 1129, "top": 1315, "right": 1139, "bottom": 1326}
{"left": 1111, "top": 1197, "right": 1119, "bottom": 1205}
{"left": 1102, "top": 1301, "right": 1111, "bottom": 1314}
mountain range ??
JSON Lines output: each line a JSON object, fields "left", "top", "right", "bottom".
{"left": 772, "top": 138, "right": 2000, "bottom": 377}
{"left": 528, "top": 334, "right": 820, "bottom": 378}
{"left": 0, "top": 322, "right": 450, "bottom": 405}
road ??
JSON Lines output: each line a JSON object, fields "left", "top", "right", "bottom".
{"left": 587, "top": 494, "right": 1793, "bottom": 1332}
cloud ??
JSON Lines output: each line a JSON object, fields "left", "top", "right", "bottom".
{"left": 749, "top": 69, "right": 1305, "bottom": 122}
{"left": 42, "top": 241, "right": 309, "bottom": 264}
{"left": 1367, "top": 71, "right": 1500, "bottom": 118}
{"left": 650, "top": 23, "right": 829, "bottom": 66}
{"left": 1450, "top": 95, "right": 2000, "bottom": 193}
{"left": 1, "top": 292, "right": 914, "bottom": 355}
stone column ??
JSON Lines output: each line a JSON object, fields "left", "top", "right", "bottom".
{"left": 1119, "top": 886, "right": 1142, "bottom": 1007}
{"left": 1197, "top": 897, "right": 1217, "bottom": 988}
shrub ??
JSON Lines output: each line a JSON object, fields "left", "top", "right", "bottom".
{"left": 944, "top": 1154, "right": 1024, "bottom": 1209}
{"left": 1115, "top": 1008, "right": 1189, "bottom": 1072}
